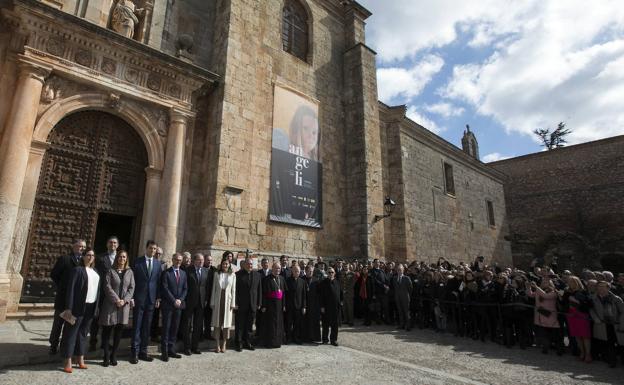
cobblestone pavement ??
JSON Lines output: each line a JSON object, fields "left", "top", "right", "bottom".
{"left": 0, "top": 324, "right": 621, "bottom": 385}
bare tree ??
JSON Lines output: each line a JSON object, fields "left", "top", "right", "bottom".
{"left": 533, "top": 122, "right": 572, "bottom": 150}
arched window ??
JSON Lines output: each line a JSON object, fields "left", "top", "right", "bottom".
{"left": 282, "top": 0, "right": 309, "bottom": 61}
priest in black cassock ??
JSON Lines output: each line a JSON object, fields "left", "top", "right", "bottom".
{"left": 260, "top": 262, "right": 287, "bottom": 348}
{"left": 319, "top": 267, "right": 343, "bottom": 346}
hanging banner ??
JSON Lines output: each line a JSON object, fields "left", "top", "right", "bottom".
{"left": 269, "top": 85, "right": 322, "bottom": 228}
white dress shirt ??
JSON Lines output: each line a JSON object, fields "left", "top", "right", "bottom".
{"left": 85, "top": 267, "right": 100, "bottom": 303}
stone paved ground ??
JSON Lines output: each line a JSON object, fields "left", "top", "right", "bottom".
{"left": 0, "top": 321, "right": 622, "bottom": 385}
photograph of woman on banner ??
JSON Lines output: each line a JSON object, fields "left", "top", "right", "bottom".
{"left": 289, "top": 105, "right": 319, "bottom": 161}
{"left": 269, "top": 85, "right": 322, "bottom": 228}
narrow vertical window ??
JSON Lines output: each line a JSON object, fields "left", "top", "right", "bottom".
{"left": 282, "top": 0, "right": 309, "bottom": 61}
{"left": 443, "top": 162, "right": 455, "bottom": 196}
{"left": 486, "top": 200, "right": 495, "bottom": 227}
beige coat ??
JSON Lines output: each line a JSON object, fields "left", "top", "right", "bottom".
{"left": 590, "top": 292, "right": 624, "bottom": 345}
{"left": 99, "top": 268, "right": 135, "bottom": 326}
{"left": 210, "top": 271, "right": 236, "bottom": 328}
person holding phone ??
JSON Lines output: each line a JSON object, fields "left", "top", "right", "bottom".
{"left": 527, "top": 278, "right": 563, "bottom": 355}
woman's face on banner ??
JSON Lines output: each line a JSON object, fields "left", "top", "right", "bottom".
{"left": 301, "top": 114, "right": 318, "bottom": 158}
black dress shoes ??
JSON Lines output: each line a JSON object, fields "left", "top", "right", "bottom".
{"left": 192, "top": 349, "right": 202, "bottom": 355}
{"left": 244, "top": 343, "right": 255, "bottom": 351}
{"left": 183, "top": 349, "right": 192, "bottom": 356}
{"left": 129, "top": 355, "right": 139, "bottom": 364}
{"left": 331, "top": 341, "right": 339, "bottom": 346}
{"left": 161, "top": 353, "right": 169, "bottom": 362}
{"left": 139, "top": 353, "right": 153, "bottom": 362}
{"left": 235, "top": 344, "right": 242, "bottom": 352}
{"left": 169, "top": 352, "right": 182, "bottom": 359}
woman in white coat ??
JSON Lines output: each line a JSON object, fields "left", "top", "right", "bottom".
{"left": 210, "top": 257, "right": 236, "bottom": 353}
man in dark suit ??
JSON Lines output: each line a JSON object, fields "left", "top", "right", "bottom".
{"left": 90, "top": 236, "right": 119, "bottom": 351}
{"left": 182, "top": 253, "right": 208, "bottom": 355}
{"left": 319, "top": 267, "right": 343, "bottom": 346}
{"left": 49, "top": 238, "right": 86, "bottom": 355}
{"left": 160, "top": 253, "right": 187, "bottom": 361}
{"left": 255, "top": 258, "right": 271, "bottom": 338}
{"left": 279, "top": 255, "right": 292, "bottom": 279}
{"left": 203, "top": 254, "right": 216, "bottom": 339}
{"left": 285, "top": 265, "right": 307, "bottom": 344}
{"left": 394, "top": 264, "right": 413, "bottom": 330}
{"left": 369, "top": 258, "right": 388, "bottom": 324}
{"left": 130, "top": 240, "right": 161, "bottom": 364}
{"left": 234, "top": 256, "right": 262, "bottom": 351}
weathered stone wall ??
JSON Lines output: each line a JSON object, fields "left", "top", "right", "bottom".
{"left": 489, "top": 136, "right": 624, "bottom": 270}
{"left": 160, "top": 0, "right": 216, "bottom": 67}
{"left": 184, "top": 0, "right": 370, "bottom": 260}
{"left": 380, "top": 105, "right": 511, "bottom": 266}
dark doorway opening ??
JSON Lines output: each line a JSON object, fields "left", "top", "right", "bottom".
{"left": 94, "top": 213, "right": 136, "bottom": 257}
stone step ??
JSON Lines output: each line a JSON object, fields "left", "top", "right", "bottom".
{"left": 6, "top": 303, "right": 55, "bottom": 320}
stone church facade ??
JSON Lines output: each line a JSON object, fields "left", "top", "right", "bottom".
{"left": 0, "top": 0, "right": 511, "bottom": 320}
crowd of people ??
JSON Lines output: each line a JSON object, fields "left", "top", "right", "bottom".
{"left": 49, "top": 237, "right": 624, "bottom": 373}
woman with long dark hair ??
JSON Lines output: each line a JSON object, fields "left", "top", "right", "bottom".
{"left": 60, "top": 248, "right": 100, "bottom": 373}
{"left": 210, "top": 257, "right": 236, "bottom": 353}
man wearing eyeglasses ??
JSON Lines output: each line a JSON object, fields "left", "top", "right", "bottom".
{"left": 319, "top": 267, "right": 343, "bottom": 346}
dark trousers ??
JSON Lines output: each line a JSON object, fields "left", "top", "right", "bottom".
{"left": 396, "top": 298, "right": 410, "bottom": 329}
{"left": 183, "top": 305, "right": 204, "bottom": 351}
{"left": 235, "top": 306, "right": 256, "bottom": 346}
{"left": 60, "top": 303, "right": 95, "bottom": 358}
{"left": 286, "top": 308, "right": 303, "bottom": 343}
{"left": 89, "top": 320, "right": 100, "bottom": 347}
{"left": 132, "top": 304, "right": 154, "bottom": 355}
{"left": 161, "top": 307, "right": 182, "bottom": 354}
{"left": 101, "top": 324, "right": 124, "bottom": 358}
{"left": 322, "top": 314, "right": 339, "bottom": 343}
{"left": 49, "top": 309, "right": 65, "bottom": 348}
{"left": 203, "top": 306, "right": 213, "bottom": 337}
{"left": 150, "top": 306, "right": 161, "bottom": 338}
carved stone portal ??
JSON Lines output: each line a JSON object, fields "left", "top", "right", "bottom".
{"left": 21, "top": 111, "right": 148, "bottom": 301}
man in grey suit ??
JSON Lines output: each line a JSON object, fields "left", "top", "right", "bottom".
{"left": 394, "top": 264, "right": 413, "bottom": 331}
{"left": 182, "top": 253, "right": 209, "bottom": 355}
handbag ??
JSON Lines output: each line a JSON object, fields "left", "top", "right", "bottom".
{"left": 536, "top": 306, "right": 551, "bottom": 317}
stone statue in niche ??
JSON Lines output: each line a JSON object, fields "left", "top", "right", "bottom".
{"left": 111, "top": 0, "right": 144, "bottom": 39}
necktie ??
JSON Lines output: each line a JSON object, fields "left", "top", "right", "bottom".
{"left": 197, "top": 268, "right": 201, "bottom": 280}
{"left": 147, "top": 259, "right": 152, "bottom": 276}
{"left": 175, "top": 269, "right": 179, "bottom": 284}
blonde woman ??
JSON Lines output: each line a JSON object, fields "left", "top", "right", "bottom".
{"left": 562, "top": 276, "right": 592, "bottom": 363}
{"left": 210, "top": 257, "right": 236, "bottom": 353}
{"left": 98, "top": 250, "right": 135, "bottom": 367}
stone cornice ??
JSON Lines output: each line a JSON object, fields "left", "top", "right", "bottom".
{"left": 379, "top": 103, "right": 508, "bottom": 184}
{"left": 1, "top": 0, "right": 219, "bottom": 111}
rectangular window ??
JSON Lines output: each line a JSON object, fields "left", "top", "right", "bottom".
{"left": 443, "top": 162, "right": 455, "bottom": 196}
{"left": 486, "top": 200, "right": 495, "bottom": 227}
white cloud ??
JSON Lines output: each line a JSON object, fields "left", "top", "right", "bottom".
{"left": 405, "top": 106, "right": 443, "bottom": 134}
{"left": 377, "top": 55, "right": 444, "bottom": 103}
{"left": 424, "top": 102, "right": 465, "bottom": 118}
{"left": 360, "top": 0, "right": 534, "bottom": 63}
{"left": 482, "top": 152, "right": 511, "bottom": 163}
{"left": 360, "top": 0, "right": 624, "bottom": 144}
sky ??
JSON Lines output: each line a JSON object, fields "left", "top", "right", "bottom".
{"left": 358, "top": 0, "right": 624, "bottom": 162}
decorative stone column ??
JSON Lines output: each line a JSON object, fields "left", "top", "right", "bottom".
{"left": 154, "top": 109, "right": 190, "bottom": 257}
{"left": 0, "top": 57, "right": 51, "bottom": 320}
{"left": 139, "top": 166, "right": 162, "bottom": 251}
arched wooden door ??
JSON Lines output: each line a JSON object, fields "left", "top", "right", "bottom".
{"left": 21, "top": 111, "right": 148, "bottom": 302}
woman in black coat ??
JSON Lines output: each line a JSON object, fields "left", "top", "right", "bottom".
{"left": 60, "top": 248, "right": 100, "bottom": 373}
